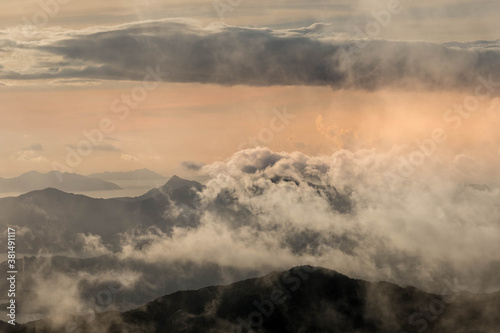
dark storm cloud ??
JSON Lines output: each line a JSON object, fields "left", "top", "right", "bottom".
{"left": 2, "top": 20, "right": 500, "bottom": 90}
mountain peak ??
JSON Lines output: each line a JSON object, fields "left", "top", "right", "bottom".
{"left": 19, "top": 170, "right": 44, "bottom": 176}
{"left": 161, "top": 175, "right": 202, "bottom": 193}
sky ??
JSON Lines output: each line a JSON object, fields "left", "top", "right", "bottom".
{"left": 1, "top": 0, "right": 500, "bottom": 179}
{"left": 2, "top": 1, "right": 500, "bottom": 324}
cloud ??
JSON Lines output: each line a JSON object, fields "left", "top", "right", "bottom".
{"left": 315, "top": 115, "right": 355, "bottom": 147}
{"left": 287, "top": 135, "right": 307, "bottom": 150}
{"left": 4, "top": 146, "right": 500, "bottom": 326}
{"left": 2, "top": 20, "right": 500, "bottom": 90}
{"left": 181, "top": 161, "right": 205, "bottom": 171}
{"left": 67, "top": 144, "right": 122, "bottom": 152}
{"left": 22, "top": 258, "right": 142, "bottom": 326}
{"left": 107, "top": 147, "right": 500, "bottom": 293}
{"left": 93, "top": 144, "right": 122, "bottom": 152}
{"left": 49, "top": 78, "right": 102, "bottom": 86}
{"left": 121, "top": 153, "right": 138, "bottom": 161}
{"left": 22, "top": 143, "right": 44, "bottom": 151}
{"left": 11, "top": 149, "right": 47, "bottom": 162}
{"left": 76, "top": 233, "right": 109, "bottom": 256}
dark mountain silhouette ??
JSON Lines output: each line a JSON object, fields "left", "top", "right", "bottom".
{"left": 138, "top": 175, "right": 204, "bottom": 197}
{"left": 0, "top": 171, "right": 121, "bottom": 193}
{"left": 0, "top": 174, "right": 356, "bottom": 257}
{"left": 161, "top": 175, "right": 203, "bottom": 192}
{"left": 0, "top": 176, "right": 203, "bottom": 254}
{"left": 88, "top": 169, "right": 165, "bottom": 181}
{"left": 133, "top": 175, "right": 205, "bottom": 207}
{"left": 3, "top": 266, "right": 499, "bottom": 332}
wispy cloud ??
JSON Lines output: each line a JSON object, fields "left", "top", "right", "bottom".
{"left": 22, "top": 143, "right": 44, "bottom": 151}
{"left": 121, "top": 153, "right": 138, "bottom": 161}
{"left": 11, "top": 150, "right": 47, "bottom": 162}
{"left": 181, "top": 161, "right": 205, "bottom": 171}
{"left": 67, "top": 144, "right": 122, "bottom": 152}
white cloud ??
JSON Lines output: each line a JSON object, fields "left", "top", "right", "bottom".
{"left": 121, "top": 154, "right": 138, "bottom": 161}
{"left": 107, "top": 147, "right": 500, "bottom": 293}
{"left": 11, "top": 149, "right": 48, "bottom": 162}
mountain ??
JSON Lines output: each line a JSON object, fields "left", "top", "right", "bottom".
{"left": 0, "top": 174, "right": 355, "bottom": 256}
{"left": 0, "top": 171, "right": 121, "bottom": 193}
{"left": 135, "top": 175, "right": 204, "bottom": 206}
{"left": 0, "top": 176, "right": 202, "bottom": 254}
{"left": 4, "top": 266, "right": 500, "bottom": 332}
{"left": 88, "top": 168, "right": 165, "bottom": 180}
{"left": 161, "top": 175, "right": 203, "bottom": 192}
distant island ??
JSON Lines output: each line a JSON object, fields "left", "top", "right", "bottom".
{"left": 0, "top": 171, "right": 121, "bottom": 193}
{"left": 88, "top": 168, "right": 165, "bottom": 180}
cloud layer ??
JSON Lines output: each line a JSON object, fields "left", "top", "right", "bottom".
{"left": 107, "top": 147, "right": 500, "bottom": 294}
{"left": 2, "top": 20, "right": 500, "bottom": 90}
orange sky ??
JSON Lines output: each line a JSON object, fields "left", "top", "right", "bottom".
{"left": 1, "top": 80, "right": 499, "bottom": 178}
{"left": 1, "top": 0, "right": 500, "bottom": 178}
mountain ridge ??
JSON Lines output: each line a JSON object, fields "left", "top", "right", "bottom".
{"left": 88, "top": 168, "right": 165, "bottom": 181}
{"left": 0, "top": 175, "right": 204, "bottom": 254}
{"left": 0, "top": 171, "right": 121, "bottom": 193}
{"left": 2, "top": 266, "right": 499, "bottom": 332}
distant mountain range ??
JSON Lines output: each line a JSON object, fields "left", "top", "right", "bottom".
{"left": 0, "top": 171, "right": 121, "bottom": 193}
{"left": 0, "top": 175, "right": 203, "bottom": 253}
{"left": 0, "top": 168, "right": 168, "bottom": 194}
{"left": 3, "top": 266, "right": 499, "bottom": 332}
{"left": 88, "top": 168, "right": 165, "bottom": 180}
